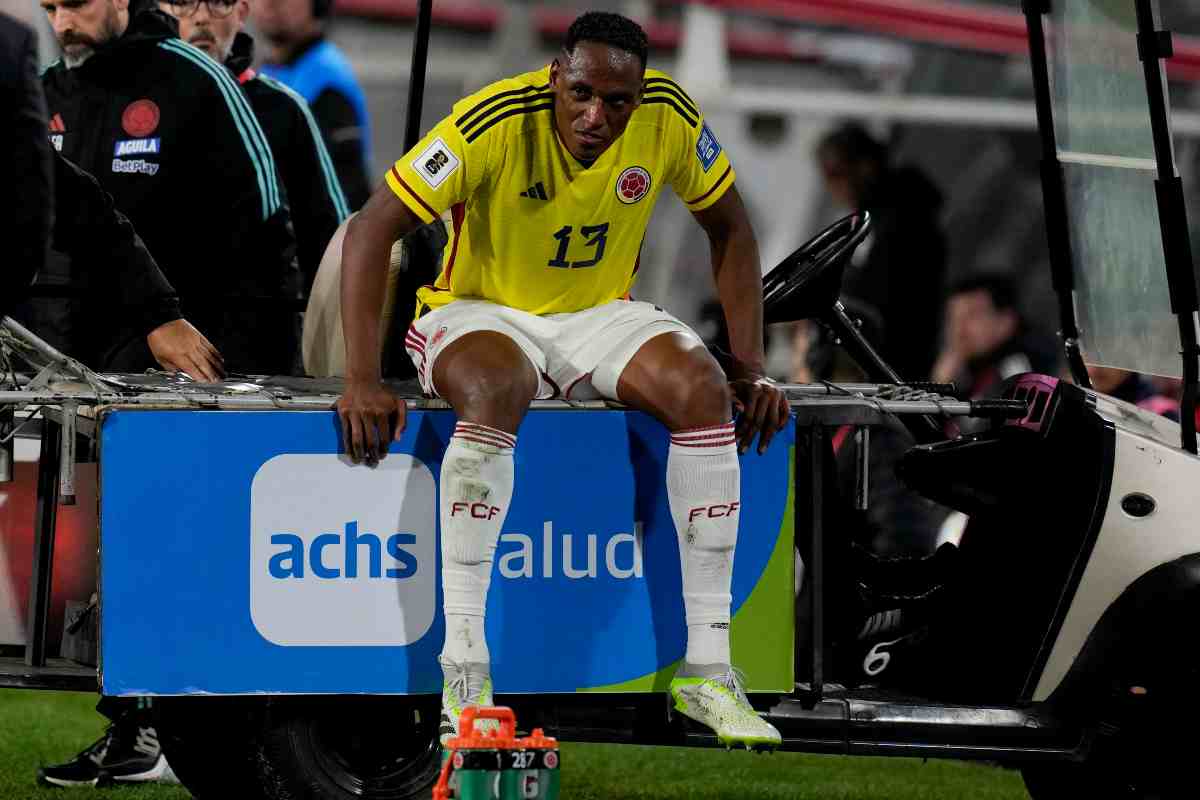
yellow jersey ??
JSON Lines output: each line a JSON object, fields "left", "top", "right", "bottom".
{"left": 385, "top": 66, "right": 736, "bottom": 318}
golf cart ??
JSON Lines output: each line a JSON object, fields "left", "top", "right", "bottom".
{"left": 1, "top": 1, "right": 1197, "bottom": 799}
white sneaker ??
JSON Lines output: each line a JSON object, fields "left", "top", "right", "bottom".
{"left": 669, "top": 665, "right": 782, "bottom": 750}
{"left": 439, "top": 657, "right": 497, "bottom": 746}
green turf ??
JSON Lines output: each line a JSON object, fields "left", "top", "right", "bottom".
{"left": 0, "top": 690, "right": 1030, "bottom": 799}
{"left": 557, "top": 743, "right": 1030, "bottom": 800}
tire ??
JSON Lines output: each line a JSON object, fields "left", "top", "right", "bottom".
{"left": 258, "top": 696, "right": 441, "bottom": 800}
{"left": 155, "top": 696, "right": 271, "bottom": 799}
{"left": 1022, "top": 714, "right": 1190, "bottom": 800}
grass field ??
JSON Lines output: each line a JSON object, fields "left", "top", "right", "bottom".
{"left": 0, "top": 690, "right": 1031, "bottom": 799}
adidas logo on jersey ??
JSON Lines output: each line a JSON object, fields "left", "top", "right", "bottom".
{"left": 519, "top": 181, "right": 549, "bottom": 200}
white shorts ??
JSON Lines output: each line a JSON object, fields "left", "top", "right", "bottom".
{"left": 405, "top": 299, "right": 698, "bottom": 401}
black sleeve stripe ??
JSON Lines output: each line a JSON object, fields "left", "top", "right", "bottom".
{"left": 460, "top": 93, "right": 554, "bottom": 137}
{"left": 686, "top": 165, "right": 732, "bottom": 206}
{"left": 464, "top": 103, "right": 554, "bottom": 144}
{"left": 644, "top": 78, "right": 698, "bottom": 113}
{"left": 455, "top": 83, "right": 550, "bottom": 130}
{"left": 641, "top": 97, "right": 698, "bottom": 128}
{"left": 643, "top": 82, "right": 698, "bottom": 118}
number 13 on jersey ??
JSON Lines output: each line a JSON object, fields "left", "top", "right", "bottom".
{"left": 547, "top": 223, "right": 610, "bottom": 269}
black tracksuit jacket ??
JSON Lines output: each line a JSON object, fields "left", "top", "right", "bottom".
{"left": 41, "top": 10, "right": 300, "bottom": 374}
{"left": 2, "top": 11, "right": 53, "bottom": 320}
{"left": 226, "top": 32, "right": 347, "bottom": 292}
{"left": 4, "top": 10, "right": 181, "bottom": 367}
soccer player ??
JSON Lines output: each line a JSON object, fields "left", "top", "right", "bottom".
{"left": 337, "top": 12, "right": 789, "bottom": 750}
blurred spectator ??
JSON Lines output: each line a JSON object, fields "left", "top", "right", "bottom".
{"left": 254, "top": 0, "right": 372, "bottom": 209}
{"left": 159, "top": 0, "right": 349, "bottom": 291}
{"left": 932, "top": 274, "right": 1057, "bottom": 399}
{"left": 1087, "top": 365, "right": 1181, "bottom": 421}
{"left": 38, "top": 0, "right": 301, "bottom": 375}
{"left": 816, "top": 122, "right": 948, "bottom": 381}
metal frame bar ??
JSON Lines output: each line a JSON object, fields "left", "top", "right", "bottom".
{"left": 402, "top": 0, "right": 434, "bottom": 153}
{"left": 808, "top": 423, "right": 825, "bottom": 701}
{"left": 1133, "top": 0, "right": 1200, "bottom": 454}
{"left": 1021, "top": 0, "right": 1091, "bottom": 390}
{"left": 0, "top": 387, "right": 1015, "bottom": 417}
{"left": 24, "top": 419, "right": 61, "bottom": 668}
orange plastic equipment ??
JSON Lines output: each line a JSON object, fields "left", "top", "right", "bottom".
{"left": 432, "top": 706, "right": 520, "bottom": 800}
{"left": 519, "top": 728, "right": 558, "bottom": 750}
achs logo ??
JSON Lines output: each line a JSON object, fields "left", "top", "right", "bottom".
{"left": 696, "top": 123, "right": 722, "bottom": 173}
{"left": 412, "top": 136, "right": 460, "bottom": 190}
{"left": 122, "top": 99, "right": 160, "bottom": 137}
{"left": 114, "top": 138, "right": 160, "bottom": 157}
{"left": 616, "top": 166, "right": 651, "bottom": 204}
{"left": 430, "top": 325, "right": 449, "bottom": 348}
{"left": 250, "top": 454, "right": 436, "bottom": 646}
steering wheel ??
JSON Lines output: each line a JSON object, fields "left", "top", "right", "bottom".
{"left": 763, "top": 212, "right": 871, "bottom": 324}
{"left": 761, "top": 212, "right": 948, "bottom": 443}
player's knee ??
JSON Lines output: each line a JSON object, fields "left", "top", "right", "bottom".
{"left": 452, "top": 366, "right": 537, "bottom": 419}
{"left": 671, "top": 356, "right": 732, "bottom": 427}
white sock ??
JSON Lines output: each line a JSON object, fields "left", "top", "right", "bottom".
{"left": 439, "top": 421, "right": 516, "bottom": 666}
{"left": 666, "top": 422, "right": 739, "bottom": 667}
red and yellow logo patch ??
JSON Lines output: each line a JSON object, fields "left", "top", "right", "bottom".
{"left": 615, "top": 166, "right": 651, "bottom": 204}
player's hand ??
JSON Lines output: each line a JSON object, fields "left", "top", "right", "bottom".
{"left": 146, "top": 319, "right": 225, "bottom": 383}
{"left": 729, "top": 376, "right": 790, "bottom": 455}
{"left": 336, "top": 379, "right": 407, "bottom": 464}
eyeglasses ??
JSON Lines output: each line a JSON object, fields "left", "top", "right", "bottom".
{"left": 164, "top": 0, "right": 238, "bottom": 18}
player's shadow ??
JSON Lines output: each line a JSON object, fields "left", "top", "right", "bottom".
{"left": 626, "top": 413, "right": 686, "bottom": 689}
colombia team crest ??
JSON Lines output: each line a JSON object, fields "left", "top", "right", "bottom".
{"left": 616, "top": 166, "right": 651, "bottom": 204}
{"left": 122, "top": 99, "right": 160, "bottom": 137}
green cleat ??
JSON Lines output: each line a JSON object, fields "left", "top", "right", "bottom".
{"left": 439, "top": 657, "right": 497, "bottom": 746}
{"left": 669, "top": 665, "right": 782, "bottom": 751}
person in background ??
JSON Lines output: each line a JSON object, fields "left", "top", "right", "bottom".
{"left": 2, "top": 8, "right": 221, "bottom": 380}
{"left": 48, "top": 153, "right": 226, "bottom": 380}
{"left": 252, "top": 0, "right": 371, "bottom": 209}
{"left": 1, "top": 9, "right": 52, "bottom": 320}
{"left": 816, "top": 122, "right": 948, "bottom": 382}
{"left": 1087, "top": 365, "right": 1181, "bottom": 421}
{"left": 932, "top": 274, "right": 1057, "bottom": 400}
{"left": 39, "top": 0, "right": 301, "bottom": 376}
{"left": 159, "top": 0, "right": 349, "bottom": 292}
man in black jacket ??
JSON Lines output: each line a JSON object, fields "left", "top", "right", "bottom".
{"left": 816, "top": 123, "right": 948, "bottom": 382}
{"left": 2, "top": 9, "right": 53, "bottom": 320}
{"left": 40, "top": 0, "right": 301, "bottom": 375}
{"left": 158, "top": 0, "right": 348, "bottom": 291}
{"left": 2, "top": 9, "right": 221, "bottom": 380}
{"left": 48, "top": 153, "right": 225, "bottom": 380}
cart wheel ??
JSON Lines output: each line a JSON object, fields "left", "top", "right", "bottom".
{"left": 155, "top": 696, "right": 270, "bottom": 799}
{"left": 258, "top": 696, "right": 441, "bottom": 800}
{"left": 1022, "top": 709, "right": 1189, "bottom": 800}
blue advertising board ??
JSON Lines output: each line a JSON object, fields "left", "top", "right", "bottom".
{"left": 99, "top": 409, "right": 794, "bottom": 696}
